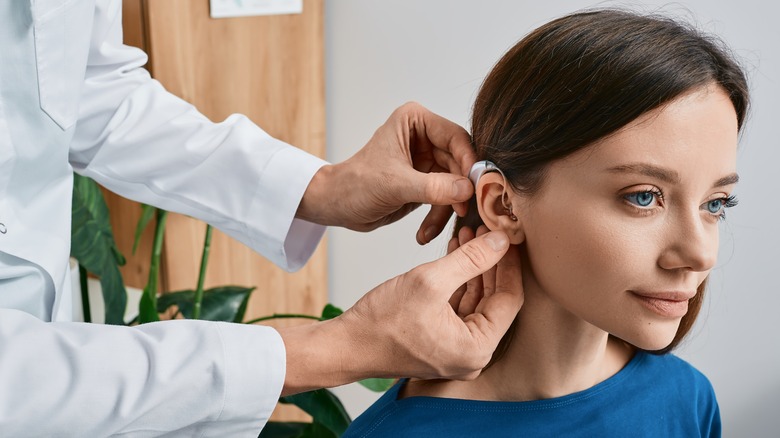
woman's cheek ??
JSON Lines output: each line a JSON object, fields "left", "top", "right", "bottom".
{"left": 524, "top": 211, "right": 606, "bottom": 298}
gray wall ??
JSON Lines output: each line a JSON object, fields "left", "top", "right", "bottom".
{"left": 325, "top": 1, "right": 780, "bottom": 435}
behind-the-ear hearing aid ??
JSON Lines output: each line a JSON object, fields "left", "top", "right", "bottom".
{"left": 469, "top": 160, "right": 517, "bottom": 221}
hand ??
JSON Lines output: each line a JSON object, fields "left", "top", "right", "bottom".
{"left": 296, "top": 102, "right": 476, "bottom": 244}
{"left": 346, "top": 228, "right": 525, "bottom": 381}
{"left": 446, "top": 225, "right": 525, "bottom": 321}
{"left": 342, "top": 229, "right": 525, "bottom": 381}
{"left": 277, "top": 230, "right": 525, "bottom": 396}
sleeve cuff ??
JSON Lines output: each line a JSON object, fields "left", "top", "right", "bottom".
{"left": 214, "top": 323, "right": 286, "bottom": 432}
{"left": 247, "top": 140, "right": 328, "bottom": 272}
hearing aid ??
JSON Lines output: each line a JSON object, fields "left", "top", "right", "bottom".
{"left": 469, "top": 160, "right": 517, "bottom": 221}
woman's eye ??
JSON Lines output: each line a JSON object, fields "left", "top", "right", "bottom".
{"left": 703, "top": 195, "right": 738, "bottom": 220}
{"left": 624, "top": 191, "right": 660, "bottom": 208}
{"left": 706, "top": 199, "right": 724, "bottom": 214}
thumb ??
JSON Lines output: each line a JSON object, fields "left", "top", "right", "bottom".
{"left": 401, "top": 170, "right": 474, "bottom": 206}
{"left": 423, "top": 231, "right": 509, "bottom": 298}
{"left": 466, "top": 244, "right": 524, "bottom": 348}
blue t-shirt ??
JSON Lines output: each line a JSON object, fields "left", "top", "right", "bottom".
{"left": 343, "top": 352, "right": 720, "bottom": 437}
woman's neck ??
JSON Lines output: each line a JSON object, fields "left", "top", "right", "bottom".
{"left": 476, "top": 286, "right": 634, "bottom": 401}
{"left": 401, "top": 276, "right": 634, "bottom": 402}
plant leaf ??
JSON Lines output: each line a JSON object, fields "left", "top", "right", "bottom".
{"left": 157, "top": 286, "right": 255, "bottom": 322}
{"left": 319, "top": 304, "right": 343, "bottom": 321}
{"left": 70, "top": 174, "right": 127, "bottom": 325}
{"left": 280, "top": 389, "right": 351, "bottom": 436}
{"left": 232, "top": 288, "right": 251, "bottom": 323}
{"left": 138, "top": 287, "right": 160, "bottom": 324}
{"left": 132, "top": 204, "right": 157, "bottom": 255}
{"left": 358, "top": 378, "right": 396, "bottom": 392}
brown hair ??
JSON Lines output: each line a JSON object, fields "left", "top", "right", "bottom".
{"left": 458, "top": 9, "right": 749, "bottom": 359}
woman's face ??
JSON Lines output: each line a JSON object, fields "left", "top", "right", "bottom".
{"left": 517, "top": 85, "right": 739, "bottom": 350}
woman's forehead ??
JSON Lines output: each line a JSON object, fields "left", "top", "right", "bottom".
{"left": 555, "top": 86, "right": 738, "bottom": 182}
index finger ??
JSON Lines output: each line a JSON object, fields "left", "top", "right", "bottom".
{"left": 411, "top": 103, "right": 476, "bottom": 177}
{"left": 470, "top": 245, "right": 524, "bottom": 341}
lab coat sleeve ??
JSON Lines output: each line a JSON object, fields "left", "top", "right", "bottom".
{"left": 0, "top": 309, "right": 285, "bottom": 437}
{"left": 69, "top": 0, "right": 328, "bottom": 272}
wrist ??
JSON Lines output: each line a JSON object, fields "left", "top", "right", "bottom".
{"left": 278, "top": 316, "right": 375, "bottom": 396}
{"left": 296, "top": 164, "right": 337, "bottom": 226}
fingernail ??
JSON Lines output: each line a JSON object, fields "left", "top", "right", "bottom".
{"left": 424, "top": 226, "right": 438, "bottom": 242}
{"left": 485, "top": 232, "right": 508, "bottom": 251}
{"left": 453, "top": 178, "right": 473, "bottom": 199}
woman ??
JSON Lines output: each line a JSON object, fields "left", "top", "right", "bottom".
{"left": 343, "top": 8, "right": 747, "bottom": 437}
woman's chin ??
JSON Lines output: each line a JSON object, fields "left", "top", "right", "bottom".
{"left": 615, "top": 323, "right": 680, "bottom": 352}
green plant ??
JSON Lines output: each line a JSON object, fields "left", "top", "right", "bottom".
{"left": 70, "top": 174, "right": 392, "bottom": 437}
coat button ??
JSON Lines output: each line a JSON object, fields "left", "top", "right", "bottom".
{"left": 0, "top": 222, "right": 6, "bottom": 234}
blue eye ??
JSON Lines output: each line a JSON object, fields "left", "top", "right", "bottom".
{"left": 707, "top": 199, "right": 723, "bottom": 214}
{"left": 625, "top": 191, "right": 659, "bottom": 207}
{"left": 704, "top": 195, "right": 738, "bottom": 220}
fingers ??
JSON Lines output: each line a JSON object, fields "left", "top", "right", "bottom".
{"left": 400, "top": 169, "right": 474, "bottom": 208}
{"left": 392, "top": 103, "right": 476, "bottom": 236}
{"left": 421, "top": 230, "right": 509, "bottom": 300}
{"left": 467, "top": 244, "right": 524, "bottom": 344}
{"left": 477, "top": 226, "right": 497, "bottom": 300}
{"left": 452, "top": 200, "right": 469, "bottom": 218}
{"left": 412, "top": 143, "right": 462, "bottom": 176}
{"left": 456, "top": 227, "right": 483, "bottom": 317}
{"left": 429, "top": 146, "right": 464, "bottom": 176}
{"left": 411, "top": 103, "right": 476, "bottom": 176}
{"left": 416, "top": 205, "right": 454, "bottom": 244}
{"left": 397, "top": 101, "right": 475, "bottom": 184}
{"left": 447, "top": 236, "right": 467, "bottom": 310}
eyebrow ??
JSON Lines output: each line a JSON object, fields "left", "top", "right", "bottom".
{"left": 713, "top": 173, "right": 740, "bottom": 188}
{"left": 606, "top": 163, "right": 739, "bottom": 188}
{"left": 606, "top": 163, "right": 680, "bottom": 184}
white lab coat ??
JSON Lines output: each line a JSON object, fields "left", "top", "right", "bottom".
{"left": 0, "top": 0, "right": 327, "bottom": 436}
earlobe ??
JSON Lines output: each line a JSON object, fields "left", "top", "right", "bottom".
{"left": 475, "top": 173, "right": 526, "bottom": 244}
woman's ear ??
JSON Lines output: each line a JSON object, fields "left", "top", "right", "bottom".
{"left": 475, "top": 172, "right": 526, "bottom": 244}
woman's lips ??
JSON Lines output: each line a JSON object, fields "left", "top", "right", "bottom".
{"left": 629, "top": 291, "right": 694, "bottom": 318}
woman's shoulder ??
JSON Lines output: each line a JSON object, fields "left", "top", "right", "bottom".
{"left": 634, "top": 352, "right": 716, "bottom": 393}
{"left": 632, "top": 352, "right": 721, "bottom": 435}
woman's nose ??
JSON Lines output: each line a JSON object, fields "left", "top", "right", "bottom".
{"left": 657, "top": 209, "right": 719, "bottom": 273}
